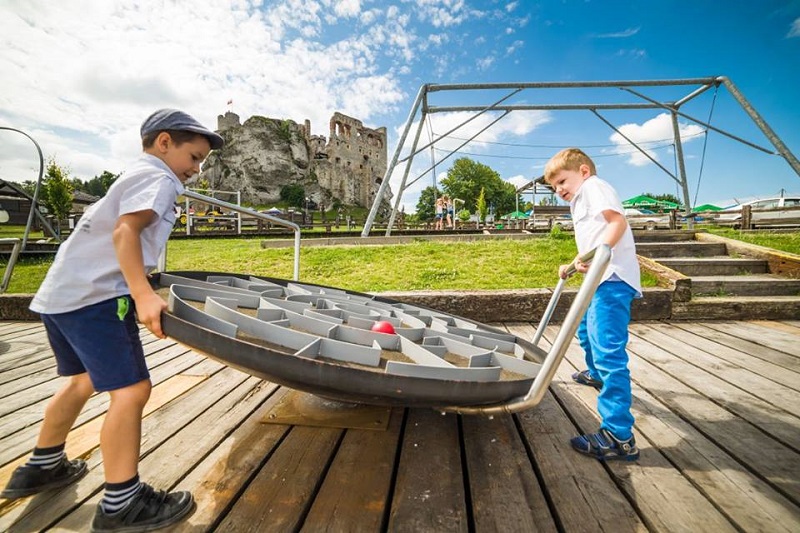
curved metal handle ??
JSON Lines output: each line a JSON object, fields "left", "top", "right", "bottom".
{"left": 441, "top": 243, "right": 612, "bottom": 415}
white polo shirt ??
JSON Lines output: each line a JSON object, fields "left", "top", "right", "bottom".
{"left": 30, "top": 154, "right": 183, "bottom": 314}
{"left": 571, "top": 176, "right": 642, "bottom": 297}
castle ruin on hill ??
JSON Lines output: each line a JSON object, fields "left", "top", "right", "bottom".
{"left": 205, "top": 110, "right": 389, "bottom": 210}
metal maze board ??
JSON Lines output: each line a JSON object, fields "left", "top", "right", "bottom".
{"left": 155, "top": 271, "right": 547, "bottom": 408}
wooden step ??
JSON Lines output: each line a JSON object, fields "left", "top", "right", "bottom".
{"left": 632, "top": 230, "right": 696, "bottom": 243}
{"left": 637, "top": 242, "right": 726, "bottom": 258}
{"left": 691, "top": 275, "right": 800, "bottom": 297}
{"left": 655, "top": 257, "right": 768, "bottom": 276}
{"left": 671, "top": 295, "right": 800, "bottom": 320}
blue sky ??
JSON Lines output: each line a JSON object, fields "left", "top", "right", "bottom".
{"left": 1, "top": 0, "right": 798, "bottom": 213}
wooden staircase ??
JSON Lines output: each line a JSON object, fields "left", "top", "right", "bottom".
{"left": 635, "top": 231, "right": 800, "bottom": 320}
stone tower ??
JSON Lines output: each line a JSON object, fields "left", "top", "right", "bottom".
{"left": 314, "top": 112, "right": 388, "bottom": 208}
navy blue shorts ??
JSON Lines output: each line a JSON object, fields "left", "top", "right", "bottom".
{"left": 41, "top": 295, "right": 150, "bottom": 392}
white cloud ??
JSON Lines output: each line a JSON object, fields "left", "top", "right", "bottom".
{"left": 506, "top": 40, "right": 524, "bottom": 55}
{"left": 505, "top": 174, "right": 529, "bottom": 190}
{"left": 788, "top": 17, "right": 800, "bottom": 37}
{"left": 334, "top": 0, "right": 361, "bottom": 18}
{"left": 608, "top": 113, "right": 704, "bottom": 167}
{"left": 0, "top": 0, "right": 419, "bottom": 181}
{"left": 596, "top": 27, "right": 640, "bottom": 38}
{"left": 476, "top": 55, "right": 495, "bottom": 70}
{"left": 505, "top": 1, "right": 519, "bottom": 12}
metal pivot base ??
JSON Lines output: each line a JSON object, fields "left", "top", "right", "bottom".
{"left": 262, "top": 388, "right": 392, "bottom": 430}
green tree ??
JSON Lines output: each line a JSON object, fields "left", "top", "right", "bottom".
{"left": 280, "top": 183, "right": 306, "bottom": 208}
{"left": 42, "top": 160, "right": 74, "bottom": 233}
{"left": 642, "top": 192, "right": 682, "bottom": 207}
{"left": 440, "top": 157, "right": 517, "bottom": 215}
{"left": 415, "top": 185, "right": 441, "bottom": 221}
{"left": 477, "top": 187, "right": 488, "bottom": 223}
{"left": 84, "top": 170, "right": 118, "bottom": 197}
{"left": 20, "top": 180, "right": 37, "bottom": 197}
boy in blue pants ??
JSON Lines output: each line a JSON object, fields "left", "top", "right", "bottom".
{"left": 544, "top": 148, "right": 641, "bottom": 461}
{"left": 1, "top": 109, "right": 224, "bottom": 530}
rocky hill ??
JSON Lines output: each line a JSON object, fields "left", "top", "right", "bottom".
{"left": 198, "top": 111, "right": 391, "bottom": 212}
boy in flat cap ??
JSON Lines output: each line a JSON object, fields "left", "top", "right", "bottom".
{"left": 1, "top": 109, "right": 223, "bottom": 532}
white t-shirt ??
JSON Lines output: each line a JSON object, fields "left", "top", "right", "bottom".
{"left": 571, "top": 176, "right": 642, "bottom": 297}
{"left": 30, "top": 154, "right": 183, "bottom": 314}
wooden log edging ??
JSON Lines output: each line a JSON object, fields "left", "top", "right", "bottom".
{"left": 0, "top": 288, "right": 674, "bottom": 323}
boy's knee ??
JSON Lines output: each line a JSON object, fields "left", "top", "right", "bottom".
{"left": 67, "top": 373, "right": 95, "bottom": 399}
{"left": 109, "top": 379, "right": 152, "bottom": 408}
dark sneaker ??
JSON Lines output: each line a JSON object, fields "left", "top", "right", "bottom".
{"left": 572, "top": 369, "right": 603, "bottom": 389}
{"left": 91, "top": 483, "right": 194, "bottom": 533}
{"left": 1, "top": 457, "right": 88, "bottom": 499}
{"left": 570, "top": 428, "right": 639, "bottom": 461}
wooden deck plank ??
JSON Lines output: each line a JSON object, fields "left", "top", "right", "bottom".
{"left": 529, "top": 323, "right": 740, "bottom": 532}
{"left": 700, "top": 321, "right": 800, "bottom": 357}
{"left": 751, "top": 319, "right": 800, "bottom": 335}
{"left": 0, "top": 350, "right": 205, "bottom": 464}
{"left": 1, "top": 320, "right": 800, "bottom": 532}
{"left": 501, "top": 324, "right": 646, "bottom": 532}
{"left": 388, "top": 408, "right": 468, "bottom": 532}
{"left": 553, "top": 323, "right": 800, "bottom": 505}
{"left": 625, "top": 327, "right": 800, "bottom": 452}
{"left": 548, "top": 322, "right": 800, "bottom": 531}
{"left": 671, "top": 322, "right": 800, "bottom": 370}
{"left": 6, "top": 364, "right": 244, "bottom": 531}
{"left": 213, "top": 425, "right": 343, "bottom": 532}
{"left": 166, "top": 389, "right": 293, "bottom": 530}
{"left": 461, "top": 414, "right": 557, "bottom": 532}
{"left": 630, "top": 324, "right": 800, "bottom": 410}
{"left": 301, "top": 408, "right": 404, "bottom": 532}
{"left": 634, "top": 322, "right": 800, "bottom": 391}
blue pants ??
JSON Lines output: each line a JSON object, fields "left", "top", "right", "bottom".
{"left": 577, "top": 280, "right": 637, "bottom": 440}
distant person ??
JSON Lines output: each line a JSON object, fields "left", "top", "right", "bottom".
{"left": 434, "top": 196, "right": 444, "bottom": 230}
{"left": 544, "top": 147, "right": 642, "bottom": 462}
{"left": 0, "top": 109, "right": 224, "bottom": 530}
{"left": 443, "top": 195, "right": 454, "bottom": 229}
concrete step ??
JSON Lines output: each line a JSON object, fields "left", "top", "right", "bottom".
{"left": 671, "top": 295, "right": 800, "bottom": 320}
{"left": 655, "top": 257, "right": 768, "bottom": 276}
{"left": 691, "top": 275, "right": 800, "bottom": 296}
{"left": 637, "top": 241, "right": 726, "bottom": 259}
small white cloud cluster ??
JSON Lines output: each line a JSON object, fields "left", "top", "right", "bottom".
{"left": 608, "top": 113, "right": 704, "bottom": 167}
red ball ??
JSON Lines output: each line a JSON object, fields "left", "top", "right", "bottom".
{"left": 371, "top": 320, "right": 396, "bottom": 335}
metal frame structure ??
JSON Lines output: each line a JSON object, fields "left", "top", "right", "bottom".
{"left": 362, "top": 76, "right": 800, "bottom": 236}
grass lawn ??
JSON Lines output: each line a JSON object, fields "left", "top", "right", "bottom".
{"left": 3, "top": 224, "right": 797, "bottom": 295}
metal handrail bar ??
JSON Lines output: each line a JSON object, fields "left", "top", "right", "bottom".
{"left": 0, "top": 238, "right": 23, "bottom": 293}
{"left": 529, "top": 247, "right": 598, "bottom": 348}
{"left": 180, "top": 190, "right": 301, "bottom": 280}
{"left": 442, "top": 244, "right": 612, "bottom": 415}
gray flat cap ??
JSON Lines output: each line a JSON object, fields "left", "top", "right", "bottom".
{"left": 140, "top": 108, "right": 224, "bottom": 150}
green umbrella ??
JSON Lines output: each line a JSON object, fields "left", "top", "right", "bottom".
{"left": 692, "top": 203, "right": 722, "bottom": 212}
{"left": 502, "top": 210, "right": 528, "bottom": 219}
{"left": 622, "top": 195, "right": 680, "bottom": 209}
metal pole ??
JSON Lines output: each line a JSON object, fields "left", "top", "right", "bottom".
{"left": 362, "top": 84, "right": 427, "bottom": 236}
{"left": 385, "top": 112, "right": 428, "bottom": 236}
{"left": 670, "top": 111, "right": 694, "bottom": 229}
{"left": 717, "top": 76, "right": 800, "bottom": 176}
{"left": 0, "top": 127, "right": 60, "bottom": 250}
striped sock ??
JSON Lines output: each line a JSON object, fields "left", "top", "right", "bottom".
{"left": 101, "top": 475, "right": 142, "bottom": 514}
{"left": 26, "top": 444, "right": 66, "bottom": 470}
